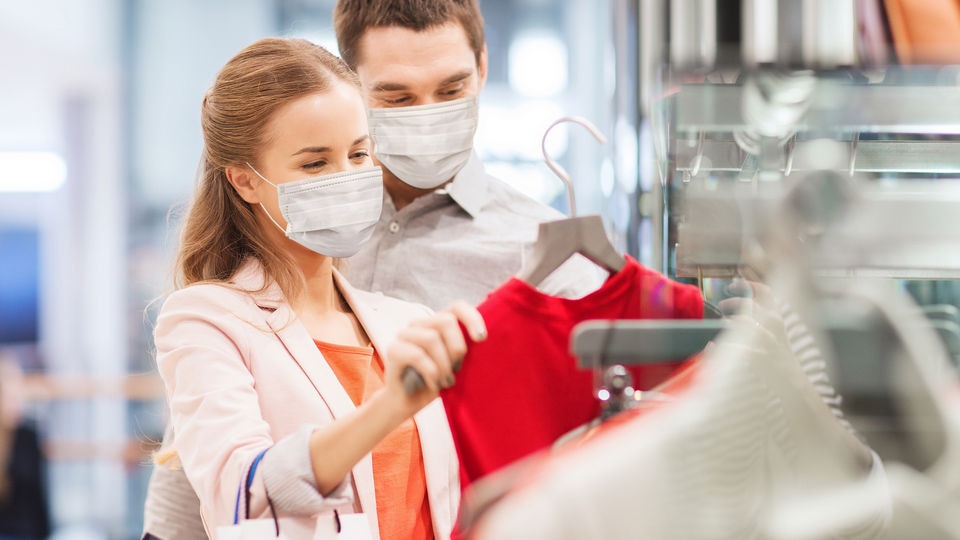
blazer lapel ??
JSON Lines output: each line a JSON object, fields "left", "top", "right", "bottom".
{"left": 327, "top": 270, "right": 399, "bottom": 532}
{"left": 415, "top": 399, "right": 459, "bottom": 536}
{"left": 336, "top": 270, "right": 459, "bottom": 535}
{"left": 334, "top": 270, "right": 403, "bottom": 355}
{"left": 264, "top": 304, "right": 381, "bottom": 524}
{"left": 263, "top": 303, "right": 357, "bottom": 421}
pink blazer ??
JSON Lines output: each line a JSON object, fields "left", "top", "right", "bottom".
{"left": 155, "top": 260, "right": 460, "bottom": 539}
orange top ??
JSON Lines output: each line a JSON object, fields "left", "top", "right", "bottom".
{"left": 315, "top": 340, "right": 434, "bottom": 540}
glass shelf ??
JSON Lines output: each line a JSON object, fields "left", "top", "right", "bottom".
{"left": 654, "top": 66, "right": 960, "bottom": 281}
{"left": 673, "top": 179, "right": 960, "bottom": 279}
{"left": 673, "top": 139, "right": 960, "bottom": 175}
{"left": 673, "top": 81, "right": 960, "bottom": 135}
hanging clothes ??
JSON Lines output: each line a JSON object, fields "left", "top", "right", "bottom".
{"left": 855, "top": 0, "right": 895, "bottom": 66}
{"left": 468, "top": 314, "right": 886, "bottom": 540}
{"left": 883, "top": 0, "right": 960, "bottom": 64}
{"left": 439, "top": 255, "right": 703, "bottom": 492}
{"left": 454, "top": 357, "right": 704, "bottom": 538}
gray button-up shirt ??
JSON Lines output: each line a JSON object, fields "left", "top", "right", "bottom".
{"left": 343, "top": 153, "right": 607, "bottom": 310}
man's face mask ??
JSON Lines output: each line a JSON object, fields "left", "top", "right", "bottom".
{"left": 246, "top": 164, "right": 384, "bottom": 258}
{"left": 367, "top": 96, "right": 479, "bottom": 189}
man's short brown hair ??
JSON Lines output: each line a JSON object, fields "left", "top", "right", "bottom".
{"left": 333, "top": 0, "right": 485, "bottom": 70}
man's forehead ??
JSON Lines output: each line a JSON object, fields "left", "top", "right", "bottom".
{"left": 354, "top": 22, "right": 474, "bottom": 65}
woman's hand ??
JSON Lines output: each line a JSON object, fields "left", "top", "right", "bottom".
{"left": 384, "top": 301, "right": 487, "bottom": 413}
{"left": 307, "top": 303, "right": 485, "bottom": 495}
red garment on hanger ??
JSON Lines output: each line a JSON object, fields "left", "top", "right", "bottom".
{"left": 441, "top": 255, "right": 704, "bottom": 491}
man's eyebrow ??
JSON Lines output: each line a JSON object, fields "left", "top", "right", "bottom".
{"left": 369, "top": 81, "right": 408, "bottom": 93}
{"left": 439, "top": 70, "right": 473, "bottom": 86}
{"left": 369, "top": 71, "right": 473, "bottom": 93}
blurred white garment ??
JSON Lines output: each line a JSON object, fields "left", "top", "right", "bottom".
{"left": 834, "top": 282, "right": 960, "bottom": 539}
{"left": 753, "top": 278, "right": 960, "bottom": 540}
{"left": 881, "top": 463, "right": 960, "bottom": 539}
{"left": 777, "top": 298, "right": 853, "bottom": 433}
{"left": 473, "top": 314, "right": 885, "bottom": 540}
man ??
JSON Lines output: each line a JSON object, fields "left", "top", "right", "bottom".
{"left": 334, "top": 0, "right": 607, "bottom": 310}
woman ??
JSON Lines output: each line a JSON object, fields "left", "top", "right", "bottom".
{"left": 152, "top": 37, "right": 485, "bottom": 539}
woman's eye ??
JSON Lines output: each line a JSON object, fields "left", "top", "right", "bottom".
{"left": 383, "top": 96, "right": 411, "bottom": 106}
{"left": 302, "top": 160, "right": 326, "bottom": 170}
{"left": 351, "top": 151, "right": 371, "bottom": 160}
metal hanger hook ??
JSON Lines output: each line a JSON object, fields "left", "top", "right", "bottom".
{"left": 541, "top": 116, "right": 607, "bottom": 217}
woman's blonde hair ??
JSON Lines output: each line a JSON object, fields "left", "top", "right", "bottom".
{"left": 174, "top": 37, "right": 360, "bottom": 299}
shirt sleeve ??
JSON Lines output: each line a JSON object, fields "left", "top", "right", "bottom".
{"left": 259, "top": 425, "right": 353, "bottom": 514}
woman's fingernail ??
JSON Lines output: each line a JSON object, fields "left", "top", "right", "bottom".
{"left": 474, "top": 328, "right": 487, "bottom": 341}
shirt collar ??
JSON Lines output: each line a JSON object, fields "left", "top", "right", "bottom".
{"left": 440, "top": 152, "right": 489, "bottom": 218}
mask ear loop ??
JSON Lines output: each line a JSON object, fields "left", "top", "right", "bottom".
{"left": 245, "top": 162, "right": 290, "bottom": 235}
{"left": 258, "top": 202, "right": 289, "bottom": 236}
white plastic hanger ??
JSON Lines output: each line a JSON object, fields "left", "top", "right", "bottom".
{"left": 516, "top": 116, "right": 626, "bottom": 286}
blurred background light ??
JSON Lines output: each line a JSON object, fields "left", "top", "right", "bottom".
{"left": 0, "top": 151, "right": 67, "bottom": 192}
{"left": 508, "top": 30, "right": 568, "bottom": 98}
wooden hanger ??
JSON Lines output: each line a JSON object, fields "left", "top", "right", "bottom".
{"left": 516, "top": 116, "right": 626, "bottom": 286}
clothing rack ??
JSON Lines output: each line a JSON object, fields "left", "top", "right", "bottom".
{"left": 571, "top": 320, "right": 725, "bottom": 367}
{"left": 570, "top": 314, "right": 909, "bottom": 397}
{"left": 673, "top": 80, "right": 960, "bottom": 137}
{"left": 674, "top": 178, "right": 960, "bottom": 279}
{"left": 569, "top": 299, "right": 951, "bottom": 473}
{"left": 675, "top": 139, "right": 960, "bottom": 176}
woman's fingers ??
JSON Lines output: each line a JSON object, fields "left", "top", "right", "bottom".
{"left": 440, "top": 301, "right": 486, "bottom": 371}
{"left": 394, "top": 325, "right": 451, "bottom": 389}
{"left": 444, "top": 301, "right": 487, "bottom": 343}
{"left": 412, "top": 311, "right": 468, "bottom": 373}
{"left": 389, "top": 301, "right": 486, "bottom": 396}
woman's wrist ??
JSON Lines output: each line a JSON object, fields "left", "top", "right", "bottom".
{"left": 369, "top": 386, "right": 418, "bottom": 425}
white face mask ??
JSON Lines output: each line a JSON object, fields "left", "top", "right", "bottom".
{"left": 367, "top": 95, "right": 479, "bottom": 189}
{"left": 247, "top": 164, "right": 384, "bottom": 258}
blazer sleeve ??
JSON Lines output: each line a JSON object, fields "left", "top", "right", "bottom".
{"left": 154, "top": 285, "right": 352, "bottom": 528}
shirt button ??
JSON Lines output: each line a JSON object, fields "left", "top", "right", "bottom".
{"left": 388, "top": 221, "right": 400, "bottom": 233}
